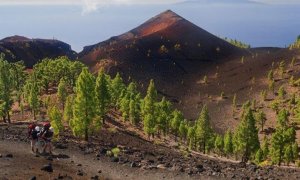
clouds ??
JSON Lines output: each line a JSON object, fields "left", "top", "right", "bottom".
{"left": 252, "top": 0, "right": 300, "bottom": 4}
{"left": 0, "top": 0, "right": 299, "bottom": 14}
{"left": 0, "top": 0, "right": 185, "bottom": 14}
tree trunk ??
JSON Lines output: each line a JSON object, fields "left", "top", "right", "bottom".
{"left": 2, "top": 116, "right": 6, "bottom": 123}
{"left": 203, "top": 142, "right": 206, "bottom": 154}
{"left": 7, "top": 112, "right": 11, "bottom": 123}
{"left": 33, "top": 110, "right": 36, "bottom": 120}
{"left": 84, "top": 127, "right": 89, "bottom": 141}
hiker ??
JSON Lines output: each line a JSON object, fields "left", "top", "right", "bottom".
{"left": 28, "top": 123, "right": 39, "bottom": 153}
{"left": 39, "top": 122, "right": 54, "bottom": 155}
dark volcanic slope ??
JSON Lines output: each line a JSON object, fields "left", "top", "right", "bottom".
{"left": 0, "top": 35, "right": 77, "bottom": 68}
{"left": 79, "top": 10, "right": 243, "bottom": 78}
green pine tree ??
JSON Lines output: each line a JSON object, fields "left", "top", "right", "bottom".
{"left": 179, "top": 120, "right": 188, "bottom": 142}
{"left": 234, "top": 108, "right": 260, "bottom": 162}
{"left": 256, "top": 110, "right": 267, "bottom": 132}
{"left": 70, "top": 68, "right": 98, "bottom": 141}
{"left": 284, "top": 145, "right": 293, "bottom": 166}
{"left": 63, "top": 95, "right": 74, "bottom": 123}
{"left": 49, "top": 106, "right": 64, "bottom": 138}
{"left": 0, "top": 57, "right": 14, "bottom": 123}
{"left": 195, "top": 105, "right": 213, "bottom": 154}
{"left": 262, "top": 136, "right": 270, "bottom": 159}
{"left": 95, "top": 68, "right": 111, "bottom": 124}
{"left": 270, "top": 128, "right": 285, "bottom": 165}
{"left": 142, "top": 80, "right": 157, "bottom": 138}
{"left": 255, "top": 149, "right": 264, "bottom": 164}
{"left": 57, "top": 78, "right": 68, "bottom": 110}
{"left": 111, "top": 73, "right": 125, "bottom": 106}
{"left": 214, "top": 134, "right": 224, "bottom": 155}
{"left": 171, "top": 109, "right": 184, "bottom": 140}
{"left": 27, "top": 76, "right": 40, "bottom": 120}
{"left": 224, "top": 130, "right": 234, "bottom": 156}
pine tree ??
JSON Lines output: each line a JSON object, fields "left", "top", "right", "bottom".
{"left": 277, "top": 109, "right": 289, "bottom": 128}
{"left": 70, "top": 68, "right": 98, "bottom": 141}
{"left": 256, "top": 110, "right": 267, "bottom": 132}
{"left": 269, "top": 80, "right": 275, "bottom": 94}
{"left": 10, "top": 61, "right": 26, "bottom": 106}
{"left": 49, "top": 106, "right": 64, "bottom": 137}
{"left": 267, "top": 69, "right": 273, "bottom": 80}
{"left": 278, "top": 86, "right": 286, "bottom": 99}
{"left": 224, "top": 130, "right": 234, "bottom": 156}
{"left": 0, "top": 57, "right": 14, "bottom": 123}
{"left": 171, "top": 109, "right": 184, "bottom": 140}
{"left": 142, "top": 80, "right": 157, "bottom": 138}
{"left": 232, "top": 94, "right": 237, "bottom": 110}
{"left": 292, "top": 142, "right": 299, "bottom": 160}
{"left": 156, "top": 97, "right": 172, "bottom": 136}
{"left": 284, "top": 145, "right": 293, "bottom": 166}
{"left": 57, "top": 78, "right": 68, "bottom": 110}
{"left": 120, "top": 93, "right": 130, "bottom": 121}
{"left": 179, "top": 120, "right": 188, "bottom": 141}
{"left": 129, "top": 94, "right": 141, "bottom": 125}
{"left": 63, "top": 95, "right": 74, "bottom": 123}
{"left": 111, "top": 73, "right": 125, "bottom": 106}
{"left": 270, "top": 128, "right": 285, "bottom": 165}
{"left": 234, "top": 108, "right": 260, "bottom": 162}
{"left": 255, "top": 149, "right": 264, "bottom": 163}
{"left": 95, "top": 69, "right": 111, "bottom": 124}
{"left": 262, "top": 136, "right": 269, "bottom": 159}
{"left": 27, "top": 76, "right": 40, "bottom": 120}
{"left": 195, "top": 105, "right": 213, "bottom": 154}
{"left": 214, "top": 134, "right": 224, "bottom": 155}
{"left": 187, "top": 125, "right": 196, "bottom": 150}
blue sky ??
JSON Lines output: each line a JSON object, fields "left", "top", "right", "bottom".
{"left": 0, "top": 0, "right": 299, "bottom": 51}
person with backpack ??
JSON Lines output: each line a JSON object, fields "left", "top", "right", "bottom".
{"left": 28, "top": 123, "right": 39, "bottom": 153}
{"left": 39, "top": 122, "right": 54, "bottom": 155}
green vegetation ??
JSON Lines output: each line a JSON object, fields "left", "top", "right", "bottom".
{"left": 224, "top": 37, "right": 250, "bottom": 49}
{"left": 1, "top": 53, "right": 300, "bottom": 168}
{"left": 289, "top": 35, "right": 300, "bottom": 50}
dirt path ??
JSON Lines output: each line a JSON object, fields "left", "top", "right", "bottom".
{"left": 0, "top": 139, "right": 212, "bottom": 180}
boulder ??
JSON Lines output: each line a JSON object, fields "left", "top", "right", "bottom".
{"left": 41, "top": 163, "right": 53, "bottom": 172}
{"left": 6, "top": 154, "right": 13, "bottom": 158}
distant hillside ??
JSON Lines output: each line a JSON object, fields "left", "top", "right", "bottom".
{"left": 79, "top": 10, "right": 243, "bottom": 80}
{"left": 0, "top": 35, "right": 77, "bottom": 68}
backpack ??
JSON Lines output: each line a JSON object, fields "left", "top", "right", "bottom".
{"left": 44, "top": 130, "right": 53, "bottom": 139}
{"left": 28, "top": 124, "right": 36, "bottom": 138}
{"left": 31, "top": 129, "right": 38, "bottom": 139}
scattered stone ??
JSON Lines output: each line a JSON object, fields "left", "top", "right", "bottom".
{"left": 6, "top": 154, "right": 13, "bottom": 158}
{"left": 91, "top": 175, "right": 99, "bottom": 180}
{"left": 98, "top": 170, "right": 102, "bottom": 173}
{"left": 130, "top": 162, "right": 137, "bottom": 168}
{"left": 157, "top": 156, "right": 163, "bottom": 161}
{"left": 77, "top": 163, "right": 82, "bottom": 167}
{"left": 0, "top": 154, "right": 2, "bottom": 158}
{"left": 98, "top": 148, "right": 107, "bottom": 155}
{"left": 56, "top": 154, "right": 70, "bottom": 159}
{"left": 157, "top": 164, "right": 166, "bottom": 169}
{"left": 46, "top": 156, "right": 53, "bottom": 161}
{"left": 57, "top": 174, "right": 64, "bottom": 179}
{"left": 171, "top": 164, "right": 184, "bottom": 172}
{"left": 29, "top": 176, "right": 36, "bottom": 180}
{"left": 187, "top": 168, "right": 193, "bottom": 175}
{"left": 55, "top": 143, "right": 68, "bottom": 149}
{"left": 111, "top": 157, "right": 119, "bottom": 162}
{"left": 41, "top": 163, "right": 53, "bottom": 172}
{"left": 77, "top": 170, "right": 84, "bottom": 176}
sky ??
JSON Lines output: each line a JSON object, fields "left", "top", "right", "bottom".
{"left": 0, "top": 0, "right": 299, "bottom": 51}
